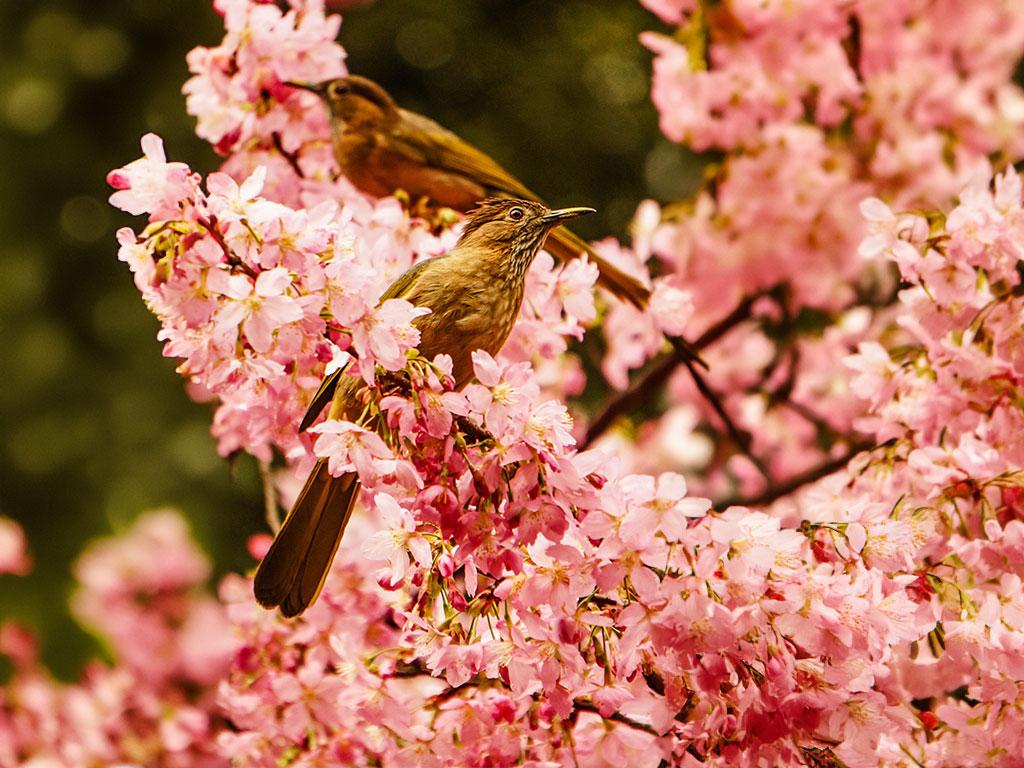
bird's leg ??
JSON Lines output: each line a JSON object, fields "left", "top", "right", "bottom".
{"left": 403, "top": 193, "right": 460, "bottom": 233}
{"left": 389, "top": 188, "right": 460, "bottom": 233}
{"left": 452, "top": 430, "right": 491, "bottom": 498}
{"left": 453, "top": 415, "right": 495, "bottom": 446}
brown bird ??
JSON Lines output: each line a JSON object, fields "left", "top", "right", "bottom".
{"left": 254, "top": 198, "right": 593, "bottom": 617}
{"left": 288, "top": 75, "right": 650, "bottom": 309}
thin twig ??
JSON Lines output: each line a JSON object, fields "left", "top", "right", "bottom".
{"left": 258, "top": 459, "right": 281, "bottom": 532}
{"left": 573, "top": 700, "right": 662, "bottom": 737}
{"left": 715, "top": 440, "right": 875, "bottom": 509}
{"left": 454, "top": 414, "right": 494, "bottom": 445}
{"left": 196, "top": 215, "right": 258, "bottom": 278}
{"left": 678, "top": 350, "right": 770, "bottom": 479}
{"left": 583, "top": 291, "right": 765, "bottom": 448}
{"left": 271, "top": 132, "right": 305, "bottom": 179}
{"left": 387, "top": 660, "right": 667, "bottom": 737}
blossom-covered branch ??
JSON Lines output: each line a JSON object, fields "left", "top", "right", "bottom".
{"left": 4, "top": 1, "right": 1024, "bottom": 766}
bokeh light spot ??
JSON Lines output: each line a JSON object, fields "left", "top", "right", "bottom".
{"left": 8, "top": 411, "right": 98, "bottom": 475}
{"left": 395, "top": 19, "right": 456, "bottom": 71}
{"left": 60, "top": 196, "right": 111, "bottom": 244}
{"left": 0, "top": 248, "right": 47, "bottom": 313}
{"left": 72, "top": 27, "right": 131, "bottom": 78}
{"left": 583, "top": 52, "right": 647, "bottom": 106}
{"left": 108, "top": 389, "right": 168, "bottom": 446}
{"left": 4, "top": 77, "right": 64, "bottom": 134}
{"left": 91, "top": 289, "right": 147, "bottom": 347}
{"left": 168, "top": 422, "right": 222, "bottom": 479}
{"left": 645, "top": 140, "right": 705, "bottom": 201}
{"left": 12, "top": 320, "right": 71, "bottom": 391}
{"left": 22, "top": 10, "right": 80, "bottom": 63}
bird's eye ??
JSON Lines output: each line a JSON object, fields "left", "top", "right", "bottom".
{"left": 330, "top": 82, "right": 350, "bottom": 98}
{"left": 509, "top": 207, "right": 525, "bottom": 221}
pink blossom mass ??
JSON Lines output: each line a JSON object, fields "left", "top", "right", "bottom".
{"left": 5, "top": 0, "right": 1024, "bottom": 766}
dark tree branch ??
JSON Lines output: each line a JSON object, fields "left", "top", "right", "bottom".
{"left": 389, "top": 659, "right": 666, "bottom": 738}
{"left": 197, "top": 215, "right": 258, "bottom": 278}
{"left": 676, "top": 350, "right": 770, "bottom": 479}
{"left": 572, "top": 700, "right": 662, "bottom": 737}
{"left": 715, "top": 440, "right": 875, "bottom": 509}
{"left": 271, "top": 132, "right": 305, "bottom": 179}
{"left": 583, "top": 291, "right": 766, "bottom": 449}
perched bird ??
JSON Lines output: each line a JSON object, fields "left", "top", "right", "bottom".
{"left": 254, "top": 198, "right": 594, "bottom": 617}
{"left": 287, "top": 75, "right": 650, "bottom": 309}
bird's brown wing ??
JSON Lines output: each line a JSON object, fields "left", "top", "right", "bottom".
{"left": 393, "top": 109, "right": 541, "bottom": 201}
{"left": 391, "top": 111, "right": 654, "bottom": 312}
{"left": 299, "top": 368, "right": 344, "bottom": 432}
{"left": 545, "top": 227, "right": 651, "bottom": 309}
{"left": 379, "top": 254, "right": 444, "bottom": 302}
{"left": 298, "top": 256, "right": 446, "bottom": 432}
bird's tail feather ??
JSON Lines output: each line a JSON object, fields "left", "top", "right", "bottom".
{"left": 546, "top": 226, "right": 650, "bottom": 310}
{"left": 253, "top": 460, "right": 359, "bottom": 618}
{"left": 546, "top": 226, "right": 708, "bottom": 368}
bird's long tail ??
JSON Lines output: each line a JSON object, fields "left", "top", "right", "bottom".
{"left": 254, "top": 460, "right": 360, "bottom": 618}
{"left": 546, "top": 225, "right": 650, "bottom": 310}
{"left": 546, "top": 225, "right": 708, "bottom": 368}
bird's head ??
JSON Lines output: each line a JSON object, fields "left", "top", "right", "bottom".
{"left": 458, "top": 198, "right": 595, "bottom": 279}
{"left": 287, "top": 75, "right": 397, "bottom": 128}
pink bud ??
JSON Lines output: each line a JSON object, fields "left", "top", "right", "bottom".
{"left": 247, "top": 533, "right": 272, "bottom": 560}
{"left": 106, "top": 170, "right": 131, "bottom": 190}
{"left": 234, "top": 645, "right": 259, "bottom": 673}
{"left": 214, "top": 126, "right": 242, "bottom": 156}
{"left": 377, "top": 574, "right": 404, "bottom": 591}
{"left": 556, "top": 618, "right": 582, "bottom": 645}
{"left": 0, "top": 623, "right": 37, "bottom": 669}
{"left": 1002, "top": 486, "right": 1024, "bottom": 517}
{"left": 537, "top": 701, "right": 556, "bottom": 723}
{"left": 491, "top": 695, "right": 516, "bottom": 723}
{"left": 811, "top": 539, "right": 832, "bottom": 563}
{"left": 437, "top": 553, "right": 455, "bottom": 578}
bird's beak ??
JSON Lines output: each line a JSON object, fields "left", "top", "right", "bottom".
{"left": 541, "top": 206, "right": 596, "bottom": 224}
{"left": 285, "top": 80, "right": 328, "bottom": 97}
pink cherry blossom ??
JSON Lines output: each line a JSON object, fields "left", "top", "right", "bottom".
{"left": 208, "top": 266, "right": 304, "bottom": 353}
{"left": 107, "top": 133, "right": 198, "bottom": 219}
{"left": 310, "top": 418, "right": 395, "bottom": 479}
{"left": 13, "top": 1, "right": 1024, "bottom": 765}
{"left": 0, "top": 517, "right": 31, "bottom": 576}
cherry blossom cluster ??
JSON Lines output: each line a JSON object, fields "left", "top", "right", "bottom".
{"left": 832, "top": 171, "right": 1024, "bottom": 765}
{"left": 4, "top": 0, "right": 1024, "bottom": 766}
{"left": 110, "top": 130, "right": 451, "bottom": 465}
{"left": 0, "top": 513, "right": 230, "bottom": 767}
{"left": 592, "top": 0, "right": 1024, "bottom": 502}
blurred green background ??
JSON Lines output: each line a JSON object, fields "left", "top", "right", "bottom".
{"left": 0, "top": 0, "right": 703, "bottom": 676}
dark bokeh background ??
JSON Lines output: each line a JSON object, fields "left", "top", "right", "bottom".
{"left": 0, "top": 0, "right": 702, "bottom": 676}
